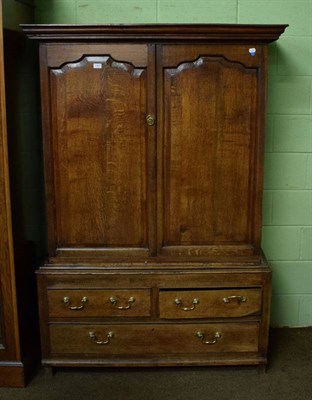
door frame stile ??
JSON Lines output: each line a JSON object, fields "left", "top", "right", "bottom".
{"left": 147, "top": 43, "right": 157, "bottom": 257}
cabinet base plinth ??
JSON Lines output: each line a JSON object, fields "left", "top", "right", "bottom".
{"left": 0, "top": 362, "right": 25, "bottom": 388}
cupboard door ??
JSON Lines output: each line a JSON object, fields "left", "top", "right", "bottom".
{"left": 157, "top": 45, "right": 265, "bottom": 261}
{"left": 44, "top": 44, "right": 156, "bottom": 261}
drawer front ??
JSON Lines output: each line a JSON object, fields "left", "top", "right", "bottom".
{"left": 50, "top": 322, "right": 259, "bottom": 355}
{"left": 48, "top": 289, "right": 151, "bottom": 318}
{"left": 159, "top": 289, "right": 261, "bottom": 319}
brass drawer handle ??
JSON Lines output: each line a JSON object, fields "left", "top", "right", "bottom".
{"left": 223, "top": 295, "right": 247, "bottom": 304}
{"left": 63, "top": 296, "right": 88, "bottom": 310}
{"left": 174, "top": 298, "right": 199, "bottom": 311}
{"left": 196, "top": 331, "right": 221, "bottom": 345}
{"left": 109, "top": 296, "right": 135, "bottom": 310}
{"left": 89, "top": 331, "right": 114, "bottom": 345}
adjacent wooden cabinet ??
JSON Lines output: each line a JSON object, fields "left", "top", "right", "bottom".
{"left": 0, "top": 14, "right": 23, "bottom": 385}
{"left": 23, "top": 24, "right": 287, "bottom": 368}
{"left": 0, "top": 4, "right": 39, "bottom": 386}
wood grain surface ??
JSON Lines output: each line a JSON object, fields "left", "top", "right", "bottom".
{"left": 22, "top": 24, "right": 287, "bottom": 368}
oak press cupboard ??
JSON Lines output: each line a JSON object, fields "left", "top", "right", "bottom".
{"left": 22, "top": 24, "right": 287, "bottom": 369}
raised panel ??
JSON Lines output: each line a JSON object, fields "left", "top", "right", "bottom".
{"left": 50, "top": 53, "right": 150, "bottom": 257}
{"left": 158, "top": 49, "right": 260, "bottom": 260}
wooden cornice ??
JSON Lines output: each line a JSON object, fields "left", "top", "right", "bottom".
{"left": 21, "top": 24, "right": 288, "bottom": 43}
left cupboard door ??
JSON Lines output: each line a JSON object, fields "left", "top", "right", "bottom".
{"left": 42, "top": 44, "right": 156, "bottom": 262}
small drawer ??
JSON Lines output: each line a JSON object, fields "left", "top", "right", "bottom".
{"left": 159, "top": 289, "right": 261, "bottom": 319}
{"left": 49, "top": 322, "right": 260, "bottom": 355}
{"left": 48, "top": 289, "right": 151, "bottom": 318}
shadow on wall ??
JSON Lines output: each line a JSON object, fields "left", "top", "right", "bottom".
{"left": 4, "top": 29, "right": 47, "bottom": 265}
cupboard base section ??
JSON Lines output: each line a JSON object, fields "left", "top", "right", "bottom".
{"left": 37, "top": 265, "right": 271, "bottom": 368}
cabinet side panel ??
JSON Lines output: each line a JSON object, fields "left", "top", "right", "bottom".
{"left": 50, "top": 55, "right": 148, "bottom": 249}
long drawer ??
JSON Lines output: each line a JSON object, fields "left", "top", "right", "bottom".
{"left": 159, "top": 289, "right": 262, "bottom": 319}
{"left": 49, "top": 322, "right": 260, "bottom": 355}
{"left": 48, "top": 289, "right": 151, "bottom": 317}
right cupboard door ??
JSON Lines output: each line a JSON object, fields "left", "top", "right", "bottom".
{"left": 157, "top": 45, "right": 266, "bottom": 262}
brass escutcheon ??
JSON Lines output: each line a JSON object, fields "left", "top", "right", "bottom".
{"left": 146, "top": 114, "right": 156, "bottom": 126}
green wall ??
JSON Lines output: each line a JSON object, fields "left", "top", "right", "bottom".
{"left": 2, "top": 0, "right": 34, "bottom": 30}
{"left": 22, "top": 0, "right": 312, "bottom": 326}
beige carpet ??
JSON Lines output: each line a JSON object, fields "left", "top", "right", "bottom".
{"left": 0, "top": 328, "right": 311, "bottom": 400}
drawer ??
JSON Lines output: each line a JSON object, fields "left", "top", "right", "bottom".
{"left": 47, "top": 289, "right": 151, "bottom": 318}
{"left": 159, "top": 289, "right": 261, "bottom": 319}
{"left": 49, "top": 322, "right": 259, "bottom": 355}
